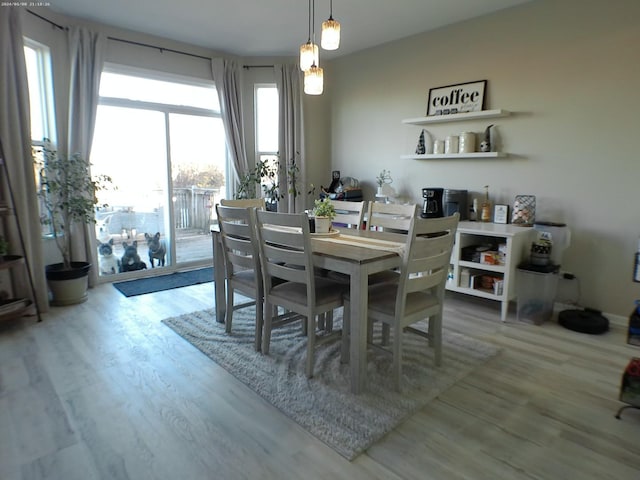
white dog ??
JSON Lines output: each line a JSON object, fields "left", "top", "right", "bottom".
{"left": 97, "top": 239, "right": 120, "bottom": 275}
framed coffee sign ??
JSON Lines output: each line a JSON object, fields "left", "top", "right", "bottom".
{"left": 427, "top": 80, "right": 487, "bottom": 116}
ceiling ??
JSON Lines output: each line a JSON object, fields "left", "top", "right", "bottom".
{"left": 49, "top": 0, "right": 531, "bottom": 59}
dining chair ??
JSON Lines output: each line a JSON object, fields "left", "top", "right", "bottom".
{"left": 215, "top": 204, "right": 264, "bottom": 351}
{"left": 366, "top": 201, "right": 417, "bottom": 233}
{"left": 255, "top": 210, "right": 347, "bottom": 378}
{"left": 219, "top": 198, "right": 266, "bottom": 209}
{"left": 341, "top": 212, "right": 459, "bottom": 391}
{"left": 330, "top": 199, "right": 366, "bottom": 230}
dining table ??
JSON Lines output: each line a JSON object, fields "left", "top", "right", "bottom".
{"left": 211, "top": 226, "right": 406, "bottom": 394}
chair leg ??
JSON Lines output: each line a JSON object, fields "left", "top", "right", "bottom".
{"left": 431, "top": 314, "right": 443, "bottom": 366}
{"left": 392, "top": 322, "right": 403, "bottom": 392}
{"left": 381, "top": 324, "right": 390, "bottom": 346}
{"left": 306, "top": 316, "right": 315, "bottom": 378}
{"left": 254, "top": 297, "right": 263, "bottom": 352}
{"left": 225, "top": 287, "right": 234, "bottom": 334}
{"left": 262, "top": 301, "right": 274, "bottom": 354}
{"left": 341, "top": 300, "right": 350, "bottom": 363}
{"left": 318, "top": 313, "right": 325, "bottom": 331}
{"left": 325, "top": 310, "right": 334, "bottom": 333}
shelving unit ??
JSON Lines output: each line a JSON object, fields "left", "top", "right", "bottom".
{"left": 402, "top": 109, "right": 511, "bottom": 125}
{"left": 446, "top": 221, "right": 535, "bottom": 322}
{"left": 0, "top": 139, "right": 40, "bottom": 322}
{"left": 401, "top": 152, "right": 508, "bottom": 160}
{"left": 401, "top": 109, "right": 512, "bottom": 159}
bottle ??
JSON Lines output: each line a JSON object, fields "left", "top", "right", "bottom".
{"left": 480, "top": 185, "right": 491, "bottom": 222}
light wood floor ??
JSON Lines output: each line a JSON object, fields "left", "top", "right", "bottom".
{"left": 1, "top": 282, "right": 639, "bottom": 480}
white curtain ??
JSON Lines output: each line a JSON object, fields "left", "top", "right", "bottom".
{"left": 66, "top": 26, "right": 106, "bottom": 286}
{"left": 0, "top": 8, "right": 49, "bottom": 313}
{"left": 211, "top": 58, "right": 248, "bottom": 193}
{"left": 275, "top": 64, "right": 304, "bottom": 213}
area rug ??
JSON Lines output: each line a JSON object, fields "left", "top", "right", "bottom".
{"left": 113, "top": 267, "right": 213, "bottom": 297}
{"left": 162, "top": 308, "right": 499, "bottom": 460}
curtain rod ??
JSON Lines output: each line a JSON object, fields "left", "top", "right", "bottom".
{"left": 243, "top": 65, "right": 274, "bottom": 69}
{"left": 27, "top": 9, "right": 211, "bottom": 62}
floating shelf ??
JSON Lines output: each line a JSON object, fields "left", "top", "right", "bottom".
{"left": 402, "top": 109, "right": 511, "bottom": 125}
{"left": 401, "top": 152, "right": 508, "bottom": 160}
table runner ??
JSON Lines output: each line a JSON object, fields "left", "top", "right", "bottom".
{"left": 313, "top": 234, "right": 406, "bottom": 256}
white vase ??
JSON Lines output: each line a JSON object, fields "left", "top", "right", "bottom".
{"left": 314, "top": 216, "right": 331, "bottom": 233}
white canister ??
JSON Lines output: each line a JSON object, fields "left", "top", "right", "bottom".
{"left": 459, "top": 132, "right": 476, "bottom": 153}
{"left": 445, "top": 135, "right": 459, "bottom": 154}
{"left": 433, "top": 140, "right": 445, "bottom": 154}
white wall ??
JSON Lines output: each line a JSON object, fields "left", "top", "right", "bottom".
{"left": 327, "top": 0, "right": 640, "bottom": 316}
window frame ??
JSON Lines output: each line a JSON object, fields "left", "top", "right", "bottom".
{"left": 254, "top": 84, "right": 279, "bottom": 200}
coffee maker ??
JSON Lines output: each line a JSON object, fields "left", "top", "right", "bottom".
{"left": 421, "top": 188, "right": 444, "bottom": 218}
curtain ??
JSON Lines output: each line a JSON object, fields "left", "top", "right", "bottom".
{"left": 275, "top": 64, "right": 304, "bottom": 213}
{"left": 66, "top": 26, "right": 106, "bottom": 287}
{"left": 211, "top": 58, "right": 248, "bottom": 194}
{"left": 0, "top": 8, "right": 49, "bottom": 313}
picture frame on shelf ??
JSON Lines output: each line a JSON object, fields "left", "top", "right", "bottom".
{"left": 426, "top": 80, "right": 487, "bottom": 116}
{"left": 494, "top": 204, "right": 509, "bottom": 224}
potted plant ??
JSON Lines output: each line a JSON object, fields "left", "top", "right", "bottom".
{"left": 376, "top": 169, "right": 393, "bottom": 196}
{"left": 312, "top": 197, "right": 336, "bottom": 233}
{"left": 36, "top": 142, "right": 112, "bottom": 305}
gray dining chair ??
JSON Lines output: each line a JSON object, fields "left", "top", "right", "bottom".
{"left": 341, "top": 212, "right": 459, "bottom": 391}
{"left": 255, "top": 210, "right": 347, "bottom": 378}
{"left": 330, "top": 199, "right": 366, "bottom": 230}
{"left": 215, "top": 204, "right": 264, "bottom": 351}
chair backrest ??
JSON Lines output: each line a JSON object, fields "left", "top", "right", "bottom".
{"left": 215, "top": 204, "right": 262, "bottom": 283}
{"left": 331, "top": 200, "right": 366, "bottom": 230}
{"left": 220, "top": 198, "right": 266, "bottom": 210}
{"left": 367, "top": 202, "right": 418, "bottom": 233}
{"left": 255, "top": 210, "right": 317, "bottom": 303}
{"left": 396, "top": 212, "right": 460, "bottom": 318}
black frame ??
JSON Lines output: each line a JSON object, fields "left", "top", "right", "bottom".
{"left": 426, "top": 80, "right": 487, "bottom": 116}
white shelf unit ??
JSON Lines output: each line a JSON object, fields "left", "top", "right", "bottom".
{"left": 402, "top": 109, "right": 511, "bottom": 125}
{"left": 401, "top": 109, "right": 511, "bottom": 159}
{"left": 446, "top": 221, "right": 535, "bottom": 322}
{"left": 401, "top": 152, "right": 508, "bottom": 160}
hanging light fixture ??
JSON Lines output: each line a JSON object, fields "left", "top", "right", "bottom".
{"left": 304, "top": 62, "right": 324, "bottom": 95}
{"left": 321, "top": 0, "right": 340, "bottom": 50}
{"left": 300, "top": 0, "right": 319, "bottom": 71}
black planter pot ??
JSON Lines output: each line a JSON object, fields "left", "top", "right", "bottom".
{"left": 45, "top": 262, "right": 92, "bottom": 305}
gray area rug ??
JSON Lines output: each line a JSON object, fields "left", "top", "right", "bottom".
{"left": 162, "top": 308, "right": 499, "bottom": 460}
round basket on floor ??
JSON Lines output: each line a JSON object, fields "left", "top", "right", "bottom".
{"left": 558, "top": 309, "right": 609, "bottom": 334}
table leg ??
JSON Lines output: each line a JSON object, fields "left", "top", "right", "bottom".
{"left": 212, "top": 231, "right": 226, "bottom": 324}
{"left": 350, "top": 268, "right": 368, "bottom": 394}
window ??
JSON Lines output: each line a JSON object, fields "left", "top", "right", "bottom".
{"left": 255, "top": 85, "right": 279, "bottom": 198}
{"left": 24, "top": 38, "right": 56, "bottom": 235}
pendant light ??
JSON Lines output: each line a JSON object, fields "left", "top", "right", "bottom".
{"left": 321, "top": 0, "right": 340, "bottom": 50}
{"left": 303, "top": 0, "right": 323, "bottom": 94}
{"left": 304, "top": 62, "right": 324, "bottom": 95}
{"left": 300, "top": 0, "right": 319, "bottom": 71}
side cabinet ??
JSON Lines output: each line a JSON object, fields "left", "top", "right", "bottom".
{"left": 446, "top": 221, "right": 535, "bottom": 321}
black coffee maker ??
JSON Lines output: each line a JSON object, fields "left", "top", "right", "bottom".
{"left": 421, "top": 188, "right": 444, "bottom": 218}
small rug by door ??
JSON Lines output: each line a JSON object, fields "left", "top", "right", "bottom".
{"left": 113, "top": 267, "right": 213, "bottom": 297}
{"left": 162, "top": 307, "right": 499, "bottom": 460}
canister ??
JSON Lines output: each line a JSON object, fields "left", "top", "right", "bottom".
{"left": 459, "top": 132, "right": 476, "bottom": 153}
{"left": 445, "top": 135, "right": 459, "bottom": 154}
{"left": 433, "top": 140, "right": 445, "bottom": 154}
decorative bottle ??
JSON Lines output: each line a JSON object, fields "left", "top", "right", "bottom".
{"left": 480, "top": 185, "right": 491, "bottom": 222}
{"left": 634, "top": 237, "right": 640, "bottom": 282}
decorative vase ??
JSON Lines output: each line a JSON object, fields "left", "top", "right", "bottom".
{"left": 314, "top": 216, "right": 331, "bottom": 234}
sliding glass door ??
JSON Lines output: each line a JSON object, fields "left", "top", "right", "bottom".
{"left": 91, "top": 68, "right": 226, "bottom": 280}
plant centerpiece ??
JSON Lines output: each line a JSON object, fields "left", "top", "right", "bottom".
{"left": 376, "top": 169, "right": 393, "bottom": 196}
{"left": 312, "top": 197, "right": 336, "bottom": 234}
{"left": 36, "top": 142, "right": 112, "bottom": 305}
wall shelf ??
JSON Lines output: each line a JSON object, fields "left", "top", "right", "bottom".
{"left": 401, "top": 152, "right": 508, "bottom": 160}
{"left": 402, "top": 109, "right": 510, "bottom": 125}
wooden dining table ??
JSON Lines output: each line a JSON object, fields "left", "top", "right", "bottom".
{"left": 211, "top": 226, "right": 405, "bottom": 394}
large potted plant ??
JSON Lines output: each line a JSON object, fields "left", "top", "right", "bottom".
{"left": 36, "top": 142, "right": 112, "bottom": 305}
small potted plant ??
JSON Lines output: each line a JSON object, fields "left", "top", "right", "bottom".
{"left": 312, "top": 197, "right": 336, "bottom": 234}
{"left": 376, "top": 169, "right": 393, "bottom": 196}
{"left": 36, "top": 141, "right": 112, "bottom": 305}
